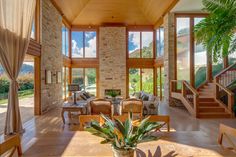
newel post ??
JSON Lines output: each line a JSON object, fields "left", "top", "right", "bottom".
{"left": 228, "top": 93, "right": 234, "bottom": 116}
{"left": 194, "top": 94, "right": 199, "bottom": 118}
{"left": 182, "top": 81, "right": 186, "bottom": 97}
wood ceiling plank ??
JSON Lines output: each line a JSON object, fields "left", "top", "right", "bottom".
{"left": 52, "top": 0, "right": 180, "bottom": 26}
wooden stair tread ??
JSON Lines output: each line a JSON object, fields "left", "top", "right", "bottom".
{"left": 198, "top": 112, "right": 231, "bottom": 118}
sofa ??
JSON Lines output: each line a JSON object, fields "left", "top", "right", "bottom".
{"left": 130, "top": 91, "right": 159, "bottom": 115}
{"left": 67, "top": 91, "right": 96, "bottom": 114}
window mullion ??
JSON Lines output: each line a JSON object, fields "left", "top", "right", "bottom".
{"left": 140, "top": 32, "right": 142, "bottom": 58}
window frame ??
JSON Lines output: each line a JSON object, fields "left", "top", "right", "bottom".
{"left": 174, "top": 13, "right": 209, "bottom": 87}
{"left": 62, "top": 23, "right": 70, "bottom": 57}
{"left": 127, "top": 29, "right": 155, "bottom": 59}
{"left": 128, "top": 67, "right": 155, "bottom": 96}
{"left": 71, "top": 67, "right": 98, "bottom": 96}
{"left": 71, "top": 28, "right": 98, "bottom": 59}
{"left": 156, "top": 27, "right": 165, "bottom": 58}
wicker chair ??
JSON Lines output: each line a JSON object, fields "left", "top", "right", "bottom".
{"left": 120, "top": 98, "right": 143, "bottom": 119}
{"left": 90, "top": 99, "right": 113, "bottom": 117}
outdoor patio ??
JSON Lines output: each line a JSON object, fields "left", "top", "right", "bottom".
{"left": 0, "top": 97, "right": 34, "bottom": 134}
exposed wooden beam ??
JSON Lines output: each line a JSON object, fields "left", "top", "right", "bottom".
{"left": 154, "top": 0, "right": 179, "bottom": 28}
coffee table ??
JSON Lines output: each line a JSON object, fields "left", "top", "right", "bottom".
{"left": 61, "top": 101, "right": 88, "bottom": 124}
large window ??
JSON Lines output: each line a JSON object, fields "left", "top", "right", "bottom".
{"left": 72, "top": 68, "right": 97, "bottom": 96}
{"left": 156, "top": 27, "right": 164, "bottom": 58}
{"left": 212, "top": 58, "right": 223, "bottom": 77}
{"left": 62, "top": 66, "right": 69, "bottom": 99}
{"left": 62, "top": 24, "right": 69, "bottom": 57}
{"left": 176, "top": 17, "right": 190, "bottom": 82}
{"left": 157, "top": 67, "right": 164, "bottom": 99}
{"left": 194, "top": 18, "right": 207, "bottom": 87}
{"left": 71, "top": 31, "right": 97, "bottom": 58}
{"left": 128, "top": 31, "right": 153, "bottom": 58}
{"left": 229, "top": 52, "right": 236, "bottom": 65}
{"left": 31, "top": 19, "right": 35, "bottom": 39}
{"left": 129, "top": 68, "right": 154, "bottom": 95}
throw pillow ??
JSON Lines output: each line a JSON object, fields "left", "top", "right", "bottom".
{"left": 141, "top": 94, "right": 149, "bottom": 101}
{"left": 80, "top": 94, "right": 87, "bottom": 100}
{"left": 83, "top": 92, "right": 91, "bottom": 99}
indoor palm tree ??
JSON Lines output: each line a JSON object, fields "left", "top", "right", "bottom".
{"left": 194, "top": 0, "right": 236, "bottom": 62}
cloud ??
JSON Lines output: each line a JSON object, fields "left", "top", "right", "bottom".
{"left": 72, "top": 40, "right": 82, "bottom": 57}
{"left": 72, "top": 36, "right": 96, "bottom": 57}
{"left": 142, "top": 32, "right": 153, "bottom": 47}
{"left": 129, "top": 32, "right": 153, "bottom": 53}
{"left": 85, "top": 36, "right": 96, "bottom": 57}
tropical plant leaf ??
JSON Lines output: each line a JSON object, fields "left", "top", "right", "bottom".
{"left": 86, "top": 112, "right": 161, "bottom": 150}
{"left": 194, "top": 0, "right": 236, "bottom": 62}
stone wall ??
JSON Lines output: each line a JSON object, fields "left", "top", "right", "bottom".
{"left": 99, "top": 27, "right": 127, "bottom": 98}
{"left": 40, "top": 0, "right": 63, "bottom": 113}
{"left": 163, "top": 13, "right": 175, "bottom": 105}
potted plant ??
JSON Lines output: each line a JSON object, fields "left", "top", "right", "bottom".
{"left": 86, "top": 113, "right": 161, "bottom": 157}
{"left": 107, "top": 90, "right": 119, "bottom": 101}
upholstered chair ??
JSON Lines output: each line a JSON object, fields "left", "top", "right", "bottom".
{"left": 120, "top": 98, "right": 143, "bottom": 119}
{"left": 90, "top": 99, "right": 113, "bottom": 117}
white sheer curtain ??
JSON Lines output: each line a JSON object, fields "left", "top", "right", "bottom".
{"left": 0, "top": 0, "right": 36, "bottom": 134}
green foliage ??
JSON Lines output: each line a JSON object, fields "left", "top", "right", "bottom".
{"left": 106, "top": 90, "right": 119, "bottom": 97}
{"left": 86, "top": 113, "right": 161, "bottom": 150}
{"left": 194, "top": 0, "right": 236, "bottom": 62}
{"left": 0, "top": 73, "right": 34, "bottom": 100}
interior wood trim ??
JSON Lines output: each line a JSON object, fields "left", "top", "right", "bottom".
{"left": 71, "top": 25, "right": 99, "bottom": 31}
{"left": 63, "top": 56, "right": 71, "bottom": 67}
{"left": 153, "top": 68, "right": 157, "bottom": 96}
{"left": 174, "top": 13, "right": 209, "bottom": 17}
{"left": 154, "top": 57, "right": 164, "bottom": 67}
{"left": 34, "top": 56, "right": 41, "bottom": 115}
{"left": 127, "top": 59, "right": 154, "bottom": 68}
{"left": 190, "top": 17, "right": 195, "bottom": 87}
{"left": 35, "top": 0, "right": 40, "bottom": 42}
{"left": 127, "top": 25, "right": 154, "bottom": 31}
{"left": 71, "top": 58, "right": 99, "bottom": 68}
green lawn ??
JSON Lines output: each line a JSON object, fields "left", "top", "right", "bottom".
{"left": 0, "top": 89, "right": 34, "bottom": 105}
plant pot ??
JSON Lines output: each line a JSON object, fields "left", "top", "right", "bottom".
{"left": 112, "top": 97, "right": 116, "bottom": 101}
{"left": 112, "top": 147, "right": 135, "bottom": 157}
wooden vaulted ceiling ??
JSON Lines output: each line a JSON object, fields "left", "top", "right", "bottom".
{"left": 52, "top": 0, "right": 179, "bottom": 26}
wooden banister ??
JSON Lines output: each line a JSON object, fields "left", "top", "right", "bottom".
{"left": 170, "top": 80, "right": 199, "bottom": 117}
{"left": 183, "top": 81, "right": 199, "bottom": 96}
{"left": 214, "top": 82, "right": 235, "bottom": 115}
{"left": 214, "top": 62, "right": 236, "bottom": 87}
{"left": 215, "top": 83, "right": 234, "bottom": 96}
{"left": 215, "top": 62, "right": 236, "bottom": 79}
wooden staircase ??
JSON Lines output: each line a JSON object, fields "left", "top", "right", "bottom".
{"left": 170, "top": 80, "right": 234, "bottom": 119}
{"left": 197, "top": 83, "right": 231, "bottom": 118}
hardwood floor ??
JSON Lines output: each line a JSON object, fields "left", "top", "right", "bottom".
{"left": 15, "top": 103, "right": 236, "bottom": 156}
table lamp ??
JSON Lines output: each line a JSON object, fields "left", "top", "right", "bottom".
{"left": 68, "top": 84, "right": 80, "bottom": 104}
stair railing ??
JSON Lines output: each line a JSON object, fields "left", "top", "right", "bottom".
{"left": 214, "top": 62, "right": 236, "bottom": 87}
{"left": 214, "top": 63, "right": 236, "bottom": 116}
{"left": 214, "top": 82, "right": 234, "bottom": 115}
{"left": 170, "top": 80, "right": 199, "bottom": 117}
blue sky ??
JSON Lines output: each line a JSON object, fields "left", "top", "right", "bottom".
{"left": 71, "top": 31, "right": 96, "bottom": 57}
{"left": 128, "top": 32, "right": 153, "bottom": 54}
